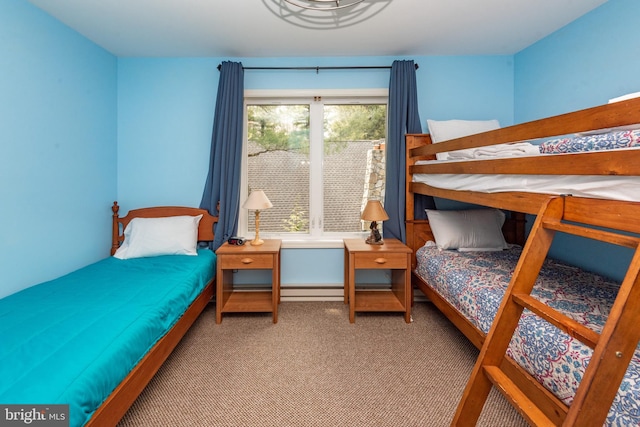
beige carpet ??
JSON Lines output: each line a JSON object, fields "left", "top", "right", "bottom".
{"left": 118, "top": 301, "right": 527, "bottom": 427}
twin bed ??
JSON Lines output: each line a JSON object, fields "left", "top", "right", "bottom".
{"left": 0, "top": 203, "right": 218, "bottom": 427}
{"left": 405, "top": 97, "right": 640, "bottom": 426}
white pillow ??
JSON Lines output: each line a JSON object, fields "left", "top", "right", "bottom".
{"left": 608, "top": 91, "right": 640, "bottom": 103}
{"left": 426, "top": 209, "right": 508, "bottom": 251}
{"left": 113, "top": 215, "right": 203, "bottom": 259}
{"left": 427, "top": 119, "right": 501, "bottom": 160}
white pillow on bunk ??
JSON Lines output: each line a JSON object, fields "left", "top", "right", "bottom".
{"left": 426, "top": 209, "right": 508, "bottom": 251}
{"left": 113, "top": 215, "right": 203, "bottom": 259}
{"left": 608, "top": 91, "right": 640, "bottom": 103}
{"left": 426, "top": 119, "right": 501, "bottom": 160}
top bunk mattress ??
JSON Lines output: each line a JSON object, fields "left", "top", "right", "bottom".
{"left": 412, "top": 171, "right": 640, "bottom": 202}
{"left": 412, "top": 128, "right": 640, "bottom": 202}
{"left": 0, "top": 249, "right": 216, "bottom": 427}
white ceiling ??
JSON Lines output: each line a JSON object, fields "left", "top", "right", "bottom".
{"left": 26, "top": 0, "right": 608, "bottom": 57}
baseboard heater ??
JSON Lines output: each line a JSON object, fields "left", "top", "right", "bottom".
{"left": 228, "top": 284, "right": 426, "bottom": 302}
{"left": 281, "top": 285, "right": 344, "bottom": 301}
{"left": 281, "top": 284, "right": 393, "bottom": 301}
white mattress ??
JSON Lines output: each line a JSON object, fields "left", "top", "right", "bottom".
{"left": 413, "top": 172, "right": 640, "bottom": 202}
{"left": 413, "top": 148, "right": 640, "bottom": 202}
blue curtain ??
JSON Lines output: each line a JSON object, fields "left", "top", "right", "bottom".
{"left": 385, "top": 60, "right": 434, "bottom": 243}
{"left": 200, "top": 61, "right": 244, "bottom": 249}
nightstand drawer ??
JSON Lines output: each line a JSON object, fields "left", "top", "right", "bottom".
{"left": 354, "top": 252, "right": 408, "bottom": 269}
{"left": 220, "top": 254, "right": 274, "bottom": 269}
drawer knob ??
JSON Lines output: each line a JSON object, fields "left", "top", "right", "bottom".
{"left": 374, "top": 257, "right": 387, "bottom": 264}
{"left": 241, "top": 257, "right": 254, "bottom": 264}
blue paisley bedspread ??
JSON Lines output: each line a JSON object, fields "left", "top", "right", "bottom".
{"left": 415, "top": 244, "right": 640, "bottom": 426}
{"left": 538, "top": 129, "right": 640, "bottom": 154}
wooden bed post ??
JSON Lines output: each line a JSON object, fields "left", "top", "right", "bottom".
{"left": 405, "top": 134, "right": 436, "bottom": 268}
{"left": 405, "top": 135, "right": 417, "bottom": 223}
{"left": 405, "top": 134, "right": 434, "bottom": 223}
{"left": 111, "top": 201, "right": 120, "bottom": 256}
{"left": 503, "top": 212, "right": 527, "bottom": 247}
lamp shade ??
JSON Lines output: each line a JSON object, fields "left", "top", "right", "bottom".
{"left": 361, "top": 200, "right": 389, "bottom": 222}
{"left": 243, "top": 190, "right": 273, "bottom": 210}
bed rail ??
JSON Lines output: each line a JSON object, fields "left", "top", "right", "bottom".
{"left": 410, "top": 97, "right": 640, "bottom": 158}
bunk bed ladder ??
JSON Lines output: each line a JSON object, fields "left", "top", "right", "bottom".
{"left": 451, "top": 196, "right": 640, "bottom": 427}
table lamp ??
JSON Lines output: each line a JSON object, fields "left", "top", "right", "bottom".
{"left": 361, "top": 200, "right": 389, "bottom": 245}
{"left": 242, "top": 190, "right": 273, "bottom": 246}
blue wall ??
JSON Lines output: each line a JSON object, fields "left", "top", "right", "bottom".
{"left": 4, "top": 0, "right": 635, "bottom": 298}
{"left": 0, "top": 0, "right": 117, "bottom": 298}
{"left": 515, "top": 0, "right": 640, "bottom": 121}
{"left": 116, "top": 55, "right": 513, "bottom": 288}
{"left": 514, "top": 0, "right": 640, "bottom": 281}
{"left": 117, "top": 58, "right": 217, "bottom": 209}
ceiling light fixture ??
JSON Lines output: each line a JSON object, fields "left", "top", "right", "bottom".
{"left": 283, "top": 0, "right": 364, "bottom": 11}
{"left": 264, "top": 0, "right": 390, "bottom": 30}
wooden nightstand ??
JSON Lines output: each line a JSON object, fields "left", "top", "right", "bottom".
{"left": 343, "top": 238, "right": 412, "bottom": 323}
{"left": 215, "top": 239, "right": 281, "bottom": 324}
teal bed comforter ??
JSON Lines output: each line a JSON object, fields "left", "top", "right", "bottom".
{"left": 0, "top": 249, "right": 216, "bottom": 426}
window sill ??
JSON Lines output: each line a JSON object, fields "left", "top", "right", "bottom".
{"left": 240, "top": 233, "right": 370, "bottom": 249}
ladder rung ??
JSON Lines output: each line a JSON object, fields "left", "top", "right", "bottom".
{"left": 512, "top": 293, "right": 600, "bottom": 349}
{"left": 484, "top": 366, "right": 557, "bottom": 427}
{"left": 542, "top": 219, "right": 640, "bottom": 249}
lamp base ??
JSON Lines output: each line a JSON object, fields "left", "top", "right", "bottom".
{"left": 251, "top": 210, "right": 264, "bottom": 246}
{"left": 365, "top": 222, "right": 383, "bottom": 245}
{"left": 365, "top": 235, "right": 384, "bottom": 245}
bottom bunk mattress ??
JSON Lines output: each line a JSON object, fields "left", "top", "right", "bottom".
{"left": 414, "top": 244, "right": 640, "bottom": 426}
{"left": 0, "top": 249, "right": 216, "bottom": 427}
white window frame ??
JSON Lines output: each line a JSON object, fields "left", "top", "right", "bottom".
{"left": 239, "top": 88, "right": 389, "bottom": 249}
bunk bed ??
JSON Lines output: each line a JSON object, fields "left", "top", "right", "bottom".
{"left": 0, "top": 202, "right": 218, "bottom": 427}
{"left": 405, "top": 97, "right": 640, "bottom": 426}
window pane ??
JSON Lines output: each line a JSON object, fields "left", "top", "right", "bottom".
{"left": 323, "top": 104, "right": 386, "bottom": 233}
{"left": 247, "top": 104, "right": 310, "bottom": 233}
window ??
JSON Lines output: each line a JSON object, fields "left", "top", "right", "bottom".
{"left": 240, "top": 89, "right": 388, "bottom": 247}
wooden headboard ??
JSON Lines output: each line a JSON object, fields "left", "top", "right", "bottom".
{"left": 111, "top": 201, "right": 219, "bottom": 255}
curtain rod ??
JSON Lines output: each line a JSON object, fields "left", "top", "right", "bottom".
{"left": 216, "top": 64, "right": 418, "bottom": 72}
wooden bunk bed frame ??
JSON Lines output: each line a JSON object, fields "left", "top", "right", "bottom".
{"left": 405, "top": 97, "right": 640, "bottom": 426}
{"left": 85, "top": 202, "right": 218, "bottom": 426}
